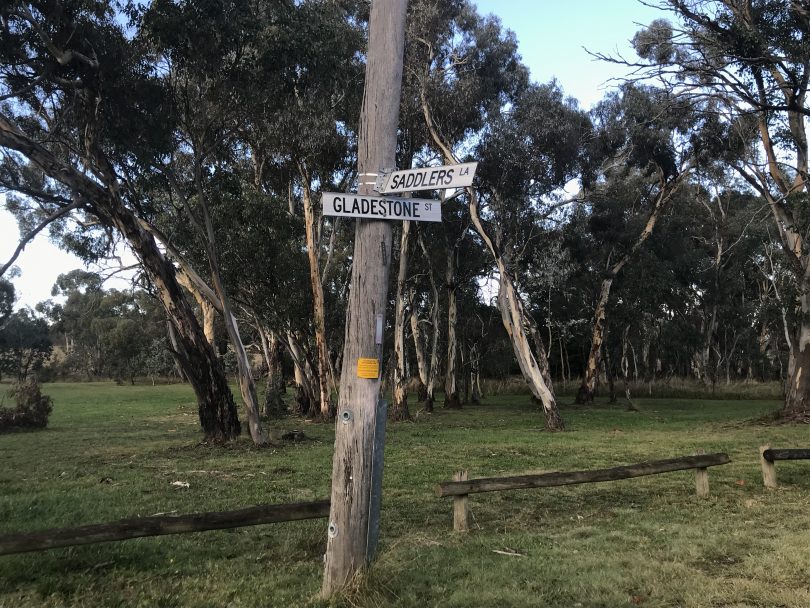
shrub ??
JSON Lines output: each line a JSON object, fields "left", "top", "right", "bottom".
{"left": 0, "top": 379, "right": 53, "bottom": 430}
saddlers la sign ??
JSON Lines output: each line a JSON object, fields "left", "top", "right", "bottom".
{"left": 378, "top": 162, "right": 477, "bottom": 194}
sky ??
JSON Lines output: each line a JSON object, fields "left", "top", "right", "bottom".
{"left": 0, "top": 0, "right": 669, "bottom": 310}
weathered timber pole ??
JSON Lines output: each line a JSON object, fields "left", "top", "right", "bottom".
{"left": 322, "top": 0, "right": 409, "bottom": 595}
{"left": 0, "top": 500, "right": 330, "bottom": 556}
{"left": 435, "top": 453, "right": 731, "bottom": 497}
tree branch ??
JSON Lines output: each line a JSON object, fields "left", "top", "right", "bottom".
{"left": 0, "top": 199, "right": 80, "bottom": 277}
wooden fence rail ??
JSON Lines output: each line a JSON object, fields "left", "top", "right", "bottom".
{"left": 436, "top": 453, "right": 730, "bottom": 532}
{"left": 759, "top": 444, "right": 810, "bottom": 488}
{"left": 0, "top": 499, "right": 330, "bottom": 556}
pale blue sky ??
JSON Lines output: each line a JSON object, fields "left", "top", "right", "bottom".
{"left": 0, "top": 0, "right": 668, "bottom": 308}
{"left": 473, "top": 0, "right": 667, "bottom": 108}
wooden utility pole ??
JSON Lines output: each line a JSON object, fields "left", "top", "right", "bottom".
{"left": 321, "top": 0, "right": 409, "bottom": 595}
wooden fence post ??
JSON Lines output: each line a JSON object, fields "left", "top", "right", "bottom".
{"left": 453, "top": 471, "right": 470, "bottom": 532}
{"left": 694, "top": 448, "right": 709, "bottom": 497}
{"left": 760, "top": 444, "right": 777, "bottom": 489}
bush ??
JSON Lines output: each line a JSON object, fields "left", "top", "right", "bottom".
{"left": 0, "top": 379, "right": 53, "bottom": 430}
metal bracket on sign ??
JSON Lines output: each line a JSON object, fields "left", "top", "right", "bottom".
{"left": 373, "top": 167, "right": 395, "bottom": 193}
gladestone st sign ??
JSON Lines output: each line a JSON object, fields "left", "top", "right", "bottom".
{"left": 321, "top": 192, "right": 441, "bottom": 222}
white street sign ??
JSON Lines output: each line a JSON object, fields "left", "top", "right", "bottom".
{"left": 321, "top": 192, "right": 441, "bottom": 222}
{"left": 378, "top": 162, "right": 478, "bottom": 194}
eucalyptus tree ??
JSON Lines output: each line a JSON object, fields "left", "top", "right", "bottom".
{"left": 132, "top": 0, "right": 273, "bottom": 445}
{"left": 622, "top": 1, "right": 810, "bottom": 417}
{"left": 0, "top": 0, "right": 241, "bottom": 440}
{"left": 44, "top": 270, "right": 169, "bottom": 383}
{"left": 574, "top": 85, "right": 701, "bottom": 403}
{"left": 472, "top": 82, "right": 589, "bottom": 429}
{"left": 406, "top": 0, "right": 553, "bottom": 414}
{"left": 391, "top": 0, "right": 466, "bottom": 415}
{"left": 688, "top": 188, "right": 769, "bottom": 384}
{"left": 231, "top": 0, "right": 364, "bottom": 420}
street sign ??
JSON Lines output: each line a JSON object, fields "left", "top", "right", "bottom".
{"left": 321, "top": 192, "right": 441, "bottom": 222}
{"left": 377, "top": 162, "right": 478, "bottom": 194}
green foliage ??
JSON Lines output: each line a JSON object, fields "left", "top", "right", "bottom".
{"left": 0, "top": 278, "right": 14, "bottom": 325}
{"left": 43, "top": 271, "right": 172, "bottom": 383}
{"left": 0, "top": 378, "right": 53, "bottom": 430}
{"left": 0, "top": 308, "right": 52, "bottom": 381}
{"left": 632, "top": 18, "right": 675, "bottom": 63}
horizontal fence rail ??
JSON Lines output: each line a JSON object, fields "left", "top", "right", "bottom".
{"left": 761, "top": 448, "right": 810, "bottom": 462}
{"left": 437, "top": 453, "right": 730, "bottom": 531}
{"left": 0, "top": 499, "right": 330, "bottom": 556}
{"left": 435, "top": 453, "right": 731, "bottom": 498}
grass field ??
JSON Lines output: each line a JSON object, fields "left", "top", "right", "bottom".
{"left": 0, "top": 382, "right": 809, "bottom": 607}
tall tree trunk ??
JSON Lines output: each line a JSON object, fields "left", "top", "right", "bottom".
{"left": 408, "top": 286, "right": 429, "bottom": 402}
{"left": 418, "top": 232, "right": 441, "bottom": 412}
{"left": 417, "top": 89, "right": 562, "bottom": 429}
{"left": 621, "top": 324, "right": 637, "bottom": 411}
{"left": 391, "top": 221, "right": 412, "bottom": 421}
{"left": 729, "top": 84, "right": 809, "bottom": 418}
{"left": 576, "top": 277, "right": 613, "bottom": 403}
{"left": 300, "top": 173, "right": 335, "bottom": 420}
{"left": 470, "top": 342, "right": 482, "bottom": 403}
{"left": 286, "top": 331, "right": 319, "bottom": 418}
{"left": 701, "top": 301, "right": 719, "bottom": 385}
{"left": 444, "top": 236, "right": 461, "bottom": 408}
{"left": 758, "top": 243, "right": 797, "bottom": 394}
{"left": 576, "top": 172, "right": 688, "bottom": 404}
{"left": 322, "top": 0, "right": 407, "bottom": 592}
{"left": 495, "top": 267, "right": 564, "bottom": 430}
{"left": 473, "top": 193, "right": 563, "bottom": 428}
{"left": 194, "top": 164, "right": 267, "bottom": 447}
{"left": 119, "top": 219, "right": 242, "bottom": 441}
{"left": 0, "top": 116, "right": 240, "bottom": 442}
{"left": 258, "top": 323, "right": 286, "bottom": 419}
{"left": 785, "top": 291, "right": 810, "bottom": 419}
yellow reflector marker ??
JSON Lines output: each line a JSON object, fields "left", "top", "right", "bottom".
{"left": 357, "top": 358, "right": 379, "bottom": 379}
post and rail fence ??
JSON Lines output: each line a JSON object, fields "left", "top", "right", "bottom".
{"left": 436, "top": 453, "right": 731, "bottom": 532}
{"left": 10, "top": 449, "right": 798, "bottom": 557}
{"left": 759, "top": 444, "right": 810, "bottom": 489}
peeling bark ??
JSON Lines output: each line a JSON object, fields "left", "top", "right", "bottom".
{"left": 408, "top": 286, "right": 429, "bottom": 402}
{"left": 444, "top": 234, "right": 461, "bottom": 409}
{"left": 417, "top": 232, "right": 441, "bottom": 412}
{"left": 176, "top": 271, "right": 217, "bottom": 347}
{"left": 300, "top": 173, "right": 335, "bottom": 420}
{"left": 391, "top": 221, "right": 412, "bottom": 421}
{"left": 417, "top": 85, "right": 561, "bottom": 428}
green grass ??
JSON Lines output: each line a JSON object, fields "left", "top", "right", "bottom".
{"left": 1, "top": 382, "right": 808, "bottom": 607}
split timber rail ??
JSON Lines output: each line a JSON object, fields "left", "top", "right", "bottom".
{"left": 0, "top": 500, "right": 330, "bottom": 556}
{"left": 435, "top": 453, "right": 731, "bottom": 531}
